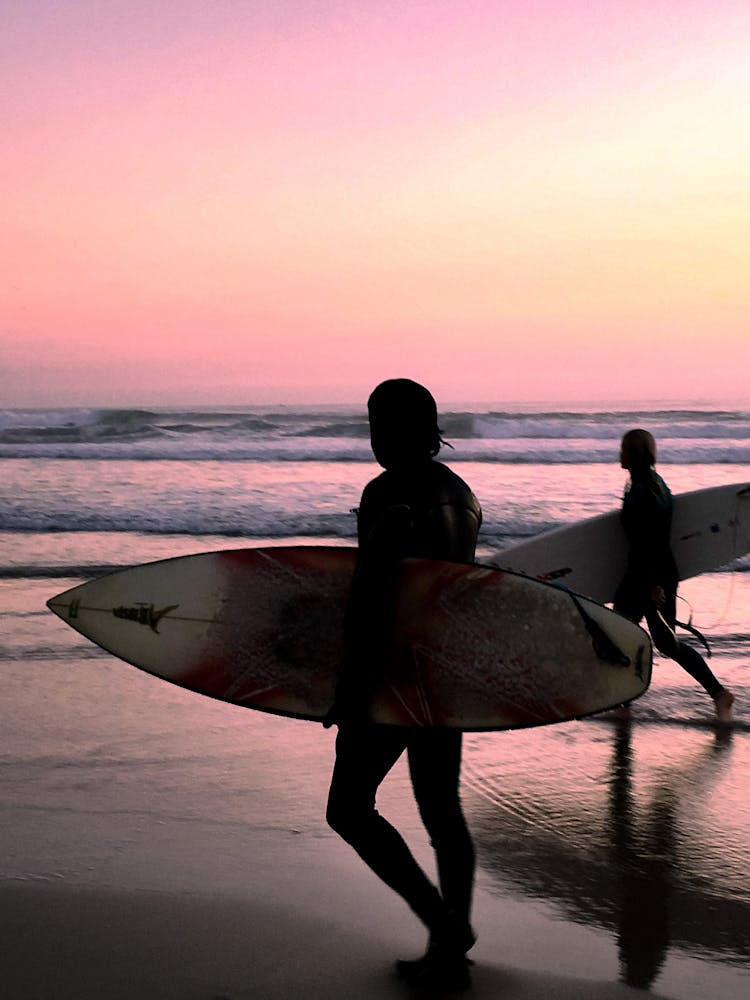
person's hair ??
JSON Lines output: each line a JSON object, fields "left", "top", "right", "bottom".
{"left": 621, "top": 428, "right": 656, "bottom": 470}
{"left": 368, "top": 378, "right": 445, "bottom": 457}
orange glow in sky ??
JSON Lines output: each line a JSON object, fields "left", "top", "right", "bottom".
{"left": 3, "top": 2, "right": 750, "bottom": 406}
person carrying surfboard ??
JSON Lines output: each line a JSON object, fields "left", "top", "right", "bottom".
{"left": 615, "top": 429, "right": 735, "bottom": 722}
{"left": 325, "top": 379, "right": 482, "bottom": 991}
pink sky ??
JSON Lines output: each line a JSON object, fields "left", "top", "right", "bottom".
{"left": 3, "top": 1, "right": 749, "bottom": 406}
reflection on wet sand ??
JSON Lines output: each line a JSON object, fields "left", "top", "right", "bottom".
{"left": 465, "top": 720, "right": 749, "bottom": 983}
{"left": 610, "top": 720, "right": 676, "bottom": 988}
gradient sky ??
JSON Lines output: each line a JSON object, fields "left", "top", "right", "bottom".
{"left": 4, "top": 1, "right": 749, "bottom": 406}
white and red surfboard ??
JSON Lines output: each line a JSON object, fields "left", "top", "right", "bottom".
{"left": 47, "top": 547, "right": 651, "bottom": 731}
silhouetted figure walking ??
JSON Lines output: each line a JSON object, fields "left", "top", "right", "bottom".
{"left": 325, "top": 379, "right": 482, "bottom": 990}
{"left": 614, "top": 429, "right": 734, "bottom": 721}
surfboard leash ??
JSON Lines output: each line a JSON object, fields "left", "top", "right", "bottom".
{"left": 674, "top": 595, "right": 712, "bottom": 658}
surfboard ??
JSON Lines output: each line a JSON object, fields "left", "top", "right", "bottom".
{"left": 493, "top": 483, "right": 750, "bottom": 605}
{"left": 46, "top": 546, "right": 651, "bottom": 731}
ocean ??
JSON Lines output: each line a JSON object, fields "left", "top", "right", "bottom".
{"left": 2, "top": 402, "right": 749, "bottom": 997}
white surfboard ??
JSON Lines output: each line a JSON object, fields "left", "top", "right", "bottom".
{"left": 46, "top": 547, "right": 652, "bottom": 731}
{"left": 492, "top": 483, "right": 750, "bottom": 604}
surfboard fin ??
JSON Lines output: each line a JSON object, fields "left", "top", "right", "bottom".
{"left": 569, "top": 594, "right": 631, "bottom": 666}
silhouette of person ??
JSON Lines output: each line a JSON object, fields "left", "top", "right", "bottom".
{"left": 325, "top": 379, "right": 482, "bottom": 990}
{"left": 614, "top": 429, "right": 734, "bottom": 721}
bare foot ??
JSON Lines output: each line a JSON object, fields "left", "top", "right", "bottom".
{"left": 713, "top": 688, "right": 735, "bottom": 723}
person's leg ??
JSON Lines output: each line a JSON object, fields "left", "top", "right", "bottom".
{"left": 408, "top": 729, "right": 475, "bottom": 934}
{"left": 612, "top": 583, "right": 645, "bottom": 717}
{"left": 613, "top": 581, "right": 645, "bottom": 628}
{"left": 393, "top": 730, "right": 475, "bottom": 989}
{"left": 645, "top": 607, "right": 734, "bottom": 719}
{"left": 326, "top": 724, "right": 446, "bottom": 929}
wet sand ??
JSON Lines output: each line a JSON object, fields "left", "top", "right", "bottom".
{"left": 1, "top": 866, "right": 674, "bottom": 1000}
{"left": 3, "top": 780, "right": 745, "bottom": 1000}
{"left": 2, "top": 647, "right": 748, "bottom": 999}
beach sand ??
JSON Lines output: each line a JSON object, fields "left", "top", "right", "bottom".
{"left": 2, "top": 784, "right": 732, "bottom": 1000}
{"left": 3, "top": 648, "right": 748, "bottom": 999}
{"left": 0, "top": 883, "right": 675, "bottom": 1000}
{"left": 1, "top": 860, "right": 674, "bottom": 1000}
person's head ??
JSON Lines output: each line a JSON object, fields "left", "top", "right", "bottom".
{"left": 620, "top": 428, "right": 656, "bottom": 473}
{"left": 367, "top": 378, "right": 443, "bottom": 469}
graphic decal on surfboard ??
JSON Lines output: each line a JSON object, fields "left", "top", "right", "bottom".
{"left": 111, "top": 603, "right": 179, "bottom": 632}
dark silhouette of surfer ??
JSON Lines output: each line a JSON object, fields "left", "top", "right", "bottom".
{"left": 325, "top": 379, "right": 482, "bottom": 990}
{"left": 614, "top": 429, "right": 734, "bottom": 722}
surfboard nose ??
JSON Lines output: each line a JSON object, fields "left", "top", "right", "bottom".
{"left": 46, "top": 581, "right": 89, "bottom": 622}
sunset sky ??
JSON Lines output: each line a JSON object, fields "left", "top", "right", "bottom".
{"left": 4, "top": 1, "right": 749, "bottom": 407}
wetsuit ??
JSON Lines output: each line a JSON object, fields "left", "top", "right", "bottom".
{"left": 326, "top": 458, "right": 481, "bottom": 936}
{"left": 613, "top": 469, "right": 723, "bottom": 698}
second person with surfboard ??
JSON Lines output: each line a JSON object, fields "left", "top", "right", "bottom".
{"left": 615, "top": 428, "right": 734, "bottom": 722}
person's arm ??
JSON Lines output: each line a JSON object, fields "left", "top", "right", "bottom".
{"left": 324, "top": 504, "right": 413, "bottom": 726}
